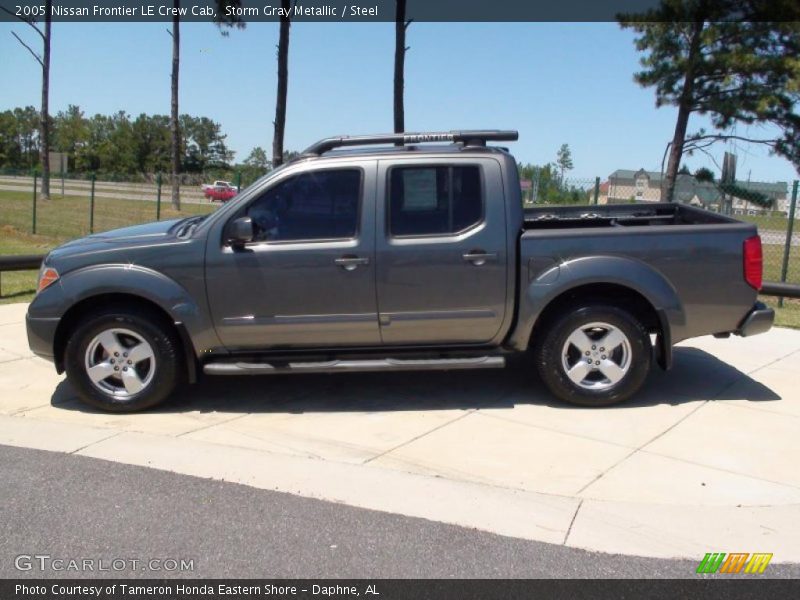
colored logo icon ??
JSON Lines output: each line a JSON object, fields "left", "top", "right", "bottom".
{"left": 696, "top": 553, "right": 773, "bottom": 574}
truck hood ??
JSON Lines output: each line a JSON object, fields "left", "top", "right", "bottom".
{"left": 47, "top": 218, "right": 184, "bottom": 261}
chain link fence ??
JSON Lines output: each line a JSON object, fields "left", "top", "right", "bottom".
{"left": 521, "top": 173, "right": 600, "bottom": 207}
{"left": 0, "top": 171, "right": 232, "bottom": 243}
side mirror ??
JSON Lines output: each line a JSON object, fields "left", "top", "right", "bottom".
{"left": 227, "top": 216, "right": 254, "bottom": 247}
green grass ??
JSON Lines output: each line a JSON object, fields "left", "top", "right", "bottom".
{"left": 739, "top": 213, "right": 795, "bottom": 233}
{"left": 762, "top": 244, "right": 800, "bottom": 284}
{"left": 0, "top": 189, "right": 218, "bottom": 304}
{"left": 763, "top": 247, "right": 797, "bottom": 278}
{"left": 0, "top": 189, "right": 215, "bottom": 243}
{"left": 760, "top": 296, "right": 800, "bottom": 329}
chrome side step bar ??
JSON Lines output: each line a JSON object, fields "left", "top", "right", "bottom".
{"left": 203, "top": 356, "right": 506, "bottom": 376}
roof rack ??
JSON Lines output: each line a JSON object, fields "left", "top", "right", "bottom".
{"left": 301, "top": 130, "right": 518, "bottom": 156}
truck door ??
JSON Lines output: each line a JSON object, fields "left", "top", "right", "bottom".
{"left": 205, "top": 160, "right": 380, "bottom": 350}
{"left": 375, "top": 157, "right": 508, "bottom": 345}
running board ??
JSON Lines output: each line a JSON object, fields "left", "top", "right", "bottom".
{"left": 203, "top": 356, "right": 506, "bottom": 376}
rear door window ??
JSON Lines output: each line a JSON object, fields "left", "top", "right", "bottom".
{"left": 388, "top": 166, "right": 482, "bottom": 237}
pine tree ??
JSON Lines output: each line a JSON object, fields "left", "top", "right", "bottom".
{"left": 620, "top": 0, "right": 800, "bottom": 201}
{"left": 394, "top": 0, "right": 412, "bottom": 135}
{"left": 272, "top": 0, "right": 291, "bottom": 168}
{"left": 169, "top": 0, "right": 243, "bottom": 209}
{"left": 556, "top": 143, "right": 574, "bottom": 187}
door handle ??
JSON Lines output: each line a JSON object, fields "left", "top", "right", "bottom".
{"left": 462, "top": 251, "right": 497, "bottom": 266}
{"left": 335, "top": 256, "right": 370, "bottom": 271}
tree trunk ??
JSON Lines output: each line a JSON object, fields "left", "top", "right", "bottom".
{"left": 393, "top": 0, "right": 407, "bottom": 136}
{"left": 170, "top": 2, "right": 181, "bottom": 210}
{"left": 272, "top": 0, "right": 290, "bottom": 168}
{"left": 663, "top": 19, "right": 704, "bottom": 203}
{"left": 39, "top": 0, "right": 52, "bottom": 200}
{"left": 663, "top": 104, "right": 691, "bottom": 203}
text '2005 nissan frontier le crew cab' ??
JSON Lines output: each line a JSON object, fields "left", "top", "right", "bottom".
{"left": 26, "top": 130, "right": 774, "bottom": 412}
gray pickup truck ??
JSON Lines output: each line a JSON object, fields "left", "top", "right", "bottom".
{"left": 26, "top": 130, "right": 773, "bottom": 412}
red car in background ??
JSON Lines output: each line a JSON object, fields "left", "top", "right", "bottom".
{"left": 203, "top": 180, "right": 238, "bottom": 202}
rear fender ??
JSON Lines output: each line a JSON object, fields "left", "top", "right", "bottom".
{"left": 509, "top": 255, "right": 685, "bottom": 367}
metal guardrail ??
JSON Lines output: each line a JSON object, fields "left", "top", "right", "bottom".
{"left": 761, "top": 282, "right": 800, "bottom": 299}
{"left": 0, "top": 254, "right": 44, "bottom": 297}
{"left": 0, "top": 254, "right": 45, "bottom": 271}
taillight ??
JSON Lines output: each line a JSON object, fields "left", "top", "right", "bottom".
{"left": 37, "top": 267, "right": 59, "bottom": 293}
{"left": 743, "top": 235, "right": 762, "bottom": 291}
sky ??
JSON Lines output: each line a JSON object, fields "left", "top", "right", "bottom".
{"left": 1, "top": 21, "right": 796, "bottom": 183}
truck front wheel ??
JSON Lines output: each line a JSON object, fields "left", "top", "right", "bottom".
{"left": 534, "top": 304, "right": 651, "bottom": 407}
{"left": 64, "top": 306, "right": 181, "bottom": 412}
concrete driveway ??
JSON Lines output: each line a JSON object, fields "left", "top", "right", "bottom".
{"left": 1, "top": 302, "right": 799, "bottom": 562}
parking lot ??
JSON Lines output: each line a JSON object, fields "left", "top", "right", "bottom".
{"left": 1, "top": 301, "right": 799, "bottom": 562}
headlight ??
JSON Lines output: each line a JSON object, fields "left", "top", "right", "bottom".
{"left": 37, "top": 266, "right": 59, "bottom": 293}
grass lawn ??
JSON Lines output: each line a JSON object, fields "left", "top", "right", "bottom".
{"left": 760, "top": 296, "right": 800, "bottom": 329}
{"left": 0, "top": 189, "right": 218, "bottom": 305}
{"left": 739, "top": 212, "right": 800, "bottom": 234}
{"left": 762, "top": 244, "right": 800, "bottom": 284}
{"left": 0, "top": 189, "right": 215, "bottom": 243}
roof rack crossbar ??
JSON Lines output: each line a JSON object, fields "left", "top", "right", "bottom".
{"left": 301, "top": 130, "right": 518, "bottom": 156}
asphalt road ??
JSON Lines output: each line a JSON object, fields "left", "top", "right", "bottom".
{"left": 2, "top": 444, "right": 799, "bottom": 580}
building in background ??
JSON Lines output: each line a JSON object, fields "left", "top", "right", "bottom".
{"left": 606, "top": 169, "right": 788, "bottom": 214}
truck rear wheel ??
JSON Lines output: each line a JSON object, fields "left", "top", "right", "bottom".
{"left": 64, "top": 306, "right": 181, "bottom": 412}
{"left": 533, "top": 304, "right": 651, "bottom": 407}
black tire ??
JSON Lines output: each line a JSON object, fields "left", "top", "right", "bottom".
{"left": 64, "top": 305, "right": 181, "bottom": 412}
{"left": 533, "top": 304, "right": 652, "bottom": 407}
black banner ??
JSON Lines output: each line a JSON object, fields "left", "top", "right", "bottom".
{"left": 1, "top": 0, "right": 798, "bottom": 23}
{"left": 3, "top": 579, "right": 800, "bottom": 600}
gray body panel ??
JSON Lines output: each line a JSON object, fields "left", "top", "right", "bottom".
{"left": 374, "top": 155, "right": 511, "bottom": 345}
{"left": 26, "top": 142, "right": 763, "bottom": 375}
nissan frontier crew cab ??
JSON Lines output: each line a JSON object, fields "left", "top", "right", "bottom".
{"left": 26, "top": 130, "right": 774, "bottom": 412}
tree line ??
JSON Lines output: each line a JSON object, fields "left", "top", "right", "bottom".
{"left": 518, "top": 143, "right": 585, "bottom": 205}
{"left": 0, "top": 105, "right": 235, "bottom": 178}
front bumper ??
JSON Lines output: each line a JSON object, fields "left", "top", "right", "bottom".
{"left": 26, "top": 313, "right": 60, "bottom": 363}
{"left": 735, "top": 301, "right": 774, "bottom": 337}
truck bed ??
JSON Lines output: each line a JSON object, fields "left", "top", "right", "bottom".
{"left": 523, "top": 202, "right": 736, "bottom": 230}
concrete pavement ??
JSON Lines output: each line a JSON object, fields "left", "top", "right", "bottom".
{"left": 1, "top": 302, "right": 799, "bottom": 562}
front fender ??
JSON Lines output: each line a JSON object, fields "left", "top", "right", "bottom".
{"left": 31, "top": 263, "right": 219, "bottom": 360}
{"left": 509, "top": 255, "right": 685, "bottom": 356}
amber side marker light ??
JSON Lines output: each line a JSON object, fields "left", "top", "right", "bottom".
{"left": 37, "top": 267, "right": 59, "bottom": 293}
